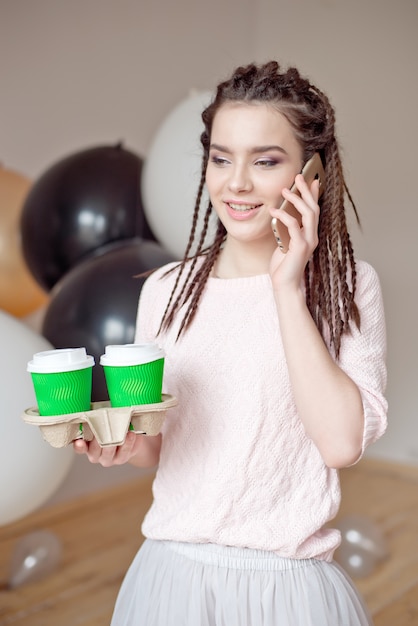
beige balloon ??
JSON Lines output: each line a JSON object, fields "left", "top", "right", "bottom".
{"left": 0, "top": 165, "right": 49, "bottom": 317}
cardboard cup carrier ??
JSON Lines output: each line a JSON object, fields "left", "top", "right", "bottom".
{"left": 23, "top": 345, "right": 176, "bottom": 448}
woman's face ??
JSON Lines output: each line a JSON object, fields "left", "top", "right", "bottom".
{"left": 205, "top": 102, "right": 303, "bottom": 246}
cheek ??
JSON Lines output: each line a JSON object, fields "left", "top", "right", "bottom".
{"left": 204, "top": 171, "right": 211, "bottom": 191}
{"left": 261, "top": 178, "right": 286, "bottom": 207}
{"left": 265, "top": 170, "right": 297, "bottom": 206}
{"left": 205, "top": 169, "right": 223, "bottom": 198}
{"left": 205, "top": 168, "right": 213, "bottom": 191}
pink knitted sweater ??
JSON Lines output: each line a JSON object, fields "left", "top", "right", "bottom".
{"left": 134, "top": 259, "right": 387, "bottom": 561}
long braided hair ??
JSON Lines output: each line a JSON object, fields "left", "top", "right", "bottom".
{"left": 158, "top": 61, "right": 360, "bottom": 358}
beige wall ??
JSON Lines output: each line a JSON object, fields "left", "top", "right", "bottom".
{"left": 0, "top": 0, "right": 256, "bottom": 178}
{"left": 255, "top": 0, "right": 418, "bottom": 464}
{"left": 1, "top": 0, "right": 417, "bottom": 502}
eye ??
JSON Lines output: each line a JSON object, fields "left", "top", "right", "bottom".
{"left": 255, "top": 158, "right": 279, "bottom": 168}
{"left": 210, "top": 155, "right": 230, "bottom": 167}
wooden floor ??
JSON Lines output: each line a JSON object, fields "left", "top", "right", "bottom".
{"left": 1, "top": 457, "right": 418, "bottom": 625}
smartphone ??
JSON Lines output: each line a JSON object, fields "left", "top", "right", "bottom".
{"left": 271, "top": 153, "right": 325, "bottom": 253}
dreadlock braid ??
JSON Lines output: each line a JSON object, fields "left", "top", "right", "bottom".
{"left": 158, "top": 61, "right": 360, "bottom": 357}
{"left": 157, "top": 164, "right": 209, "bottom": 333}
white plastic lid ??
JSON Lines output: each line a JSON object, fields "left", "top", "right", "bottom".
{"left": 100, "top": 343, "right": 165, "bottom": 367}
{"left": 27, "top": 348, "right": 95, "bottom": 373}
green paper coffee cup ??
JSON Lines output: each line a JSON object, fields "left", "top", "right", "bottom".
{"left": 27, "top": 348, "right": 95, "bottom": 416}
{"left": 100, "top": 343, "right": 165, "bottom": 407}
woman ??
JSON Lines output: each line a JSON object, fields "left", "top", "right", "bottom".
{"left": 75, "top": 61, "right": 387, "bottom": 625}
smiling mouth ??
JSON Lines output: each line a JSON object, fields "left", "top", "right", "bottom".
{"left": 228, "top": 202, "right": 261, "bottom": 212}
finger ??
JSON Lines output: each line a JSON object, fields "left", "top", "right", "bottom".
{"left": 294, "top": 174, "right": 320, "bottom": 208}
{"left": 282, "top": 181, "right": 320, "bottom": 229}
{"left": 310, "top": 177, "right": 321, "bottom": 203}
{"left": 73, "top": 438, "right": 88, "bottom": 455}
{"left": 274, "top": 199, "right": 318, "bottom": 255}
{"left": 92, "top": 443, "right": 118, "bottom": 467}
{"left": 91, "top": 431, "right": 140, "bottom": 467}
{"left": 73, "top": 436, "right": 108, "bottom": 463}
{"left": 111, "top": 431, "right": 139, "bottom": 465}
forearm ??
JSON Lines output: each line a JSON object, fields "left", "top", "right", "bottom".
{"left": 274, "top": 286, "right": 364, "bottom": 469}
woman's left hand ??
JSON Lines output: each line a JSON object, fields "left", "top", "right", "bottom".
{"left": 269, "top": 175, "right": 320, "bottom": 289}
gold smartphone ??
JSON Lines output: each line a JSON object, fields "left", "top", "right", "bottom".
{"left": 271, "top": 153, "right": 325, "bottom": 253}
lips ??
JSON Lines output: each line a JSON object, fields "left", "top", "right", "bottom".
{"left": 224, "top": 201, "right": 262, "bottom": 221}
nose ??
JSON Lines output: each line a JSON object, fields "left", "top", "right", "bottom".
{"left": 227, "top": 164, "right": 252, "bottom": 193}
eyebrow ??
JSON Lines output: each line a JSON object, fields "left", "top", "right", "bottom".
{"left": 209, "top": 143, "right": 288, "bottom": 155}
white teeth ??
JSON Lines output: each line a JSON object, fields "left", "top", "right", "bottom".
{"left": 228, "top": 203, "right": 257, "bottom": 211}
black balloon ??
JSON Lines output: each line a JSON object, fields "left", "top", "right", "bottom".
{"left": 21, "top": 143, "right": 146, "bottom": 291}
{"left": 42, "top": 238, "right": 177, "bottom": 401}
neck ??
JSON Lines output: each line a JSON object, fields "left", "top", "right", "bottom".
{"left": 213, "top": 237, "right": 276, "bottom": 279}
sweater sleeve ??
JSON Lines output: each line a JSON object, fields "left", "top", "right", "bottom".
{"left": 338, "top": 260, "right": 388, "bottom": 460}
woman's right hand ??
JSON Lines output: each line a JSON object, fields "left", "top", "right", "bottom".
{"left": 269, "top": 175, "right": 320, "bottom": 291}
{"left": 73, "top": 431, "right": 162, "bottom": 468}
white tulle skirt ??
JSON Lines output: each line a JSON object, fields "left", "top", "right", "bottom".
{"left": 111, "top": 539, "right": 373, "bottom": 625}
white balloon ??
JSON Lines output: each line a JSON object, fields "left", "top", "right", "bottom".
{"left": 9, "top": 529, "right": 62, "bottom": 588}
{"left": 142, "top": 90, "right": 217, "bottom": 259}
{"left": 0, "top": 310, "right": 73, "bottom": 526}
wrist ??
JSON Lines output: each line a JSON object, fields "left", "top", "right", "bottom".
{"left": 273, "top": 283, "right": 305, "bottom": 311}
